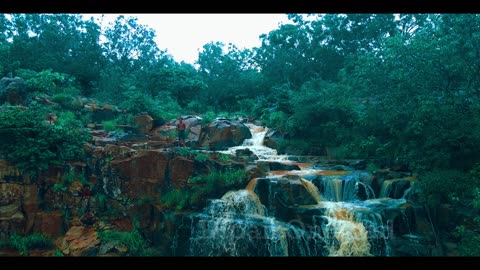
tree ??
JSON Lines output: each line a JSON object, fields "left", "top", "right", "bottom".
{"left": 7, "top": 14, "right": 105, "bottom": 95}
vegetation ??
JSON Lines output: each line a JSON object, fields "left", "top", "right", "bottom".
{"left": 97, "top": 226, "right": 148, "bottom": 256}
{"left": 416, "top": 169, "right": 471, "bottom": 207}
{"left": 0, "top": 233, "right": 53, "bottom": 256}
{"left": 0, "top": 106, "right": 91, "bottom": 178}
{"left": 160, "top": 168, "right": 246, "bottom": 210}
{"left": 175, "top": 147, "right": 210, "bottom": 162}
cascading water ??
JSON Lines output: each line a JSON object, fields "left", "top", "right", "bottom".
{"left": 219, "top": 123, "right": 289, "bottom": 162}
{"left": 186, "top": 122, "right": 418, "bottom": 256}
{"left": 187, "top": 189, "right": 322, "bottom": 256}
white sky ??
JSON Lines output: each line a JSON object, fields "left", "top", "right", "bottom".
{"left": 86, "top": 14, "right": 291, "bottom": 65}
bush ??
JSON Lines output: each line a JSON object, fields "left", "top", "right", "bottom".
{"left": 160, "top": 189, "right": 190, "bottom": 210}
{"left": 97, "top": 228, "right": 148, "bottom": 256}
{"left": 201, "top": 111, "right": 216, "bottom": 124}
{"left": 454, "top": 226, "right": 480, "bottom": 256}
{"left": 161, "top": 168, "right": 247, "bottom": 211}
{"left": 276, "top": 138, "right": 312, "bottom": 155}
{"left": 51, "top": 93, "right": 81, "bottom": 109}
{"left": 119, "top": 90, "right": 181, "bottom": 121}
{"left": 102, "top": 120, "right": 117, "bottom": 132}
{"left": 25, "top": 69, "right": 77, "bottom": 96}
{"left": 416, "top": 169, "right": 470, "bottom": 207}
{"left": 217, "top": 153, "right": 232, "bottom": 163}
{"left": 0, "top": 107, "right": 91, "bottom": 177}
{"left": 6, "top": 233, "right": 53, "bottom": 256}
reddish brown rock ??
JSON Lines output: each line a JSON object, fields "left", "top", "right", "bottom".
{"left": 43, "top": 187, "right": 81, "bottom": 213}
{"left": 104, "top": 144, "right": 135, "bottom": 160}
{"left": 108, "top": 149, "right": 171, "bottom": 199}
{"left": 40, "top": 165, "right": 63, "bottom": 186}
{"left": 0, "top": 182, "right": 23, "bottom": 205}
{"left": 93, "top": 136, "right": 117, "bottom": 146}
{"left": 54, "top": 226, "right": 100, "bottom": 256}
{"left": 0, "top": 204, "right": 19, "bottom": 218}
{"left": 89, "top": 130, "right": 107, "bottom": 137}
{"left": 92, "top": 146, "right": 105, "bottom": 158}
{"left": 187, "top": 125, "right": 202, "bottom": 142}
{"left": 112, "top": 218, "right": 133, "bottom": 232}
{"left": 0, "top": 183, "right": 39, "bottom": 234}
{"left": 22, "top": 184, "right": 39, "bottom": 233}
{"left": 33, "top": 210, "right": 64, "bottom": 238}
{"left": 134, "top": 114, "right": 154, "bottom": 134}
{"left": 169, "top": 156, "right": 195, "bottom": 189}
{"left": 0, "top": 204, "right": 25, "bottom": 238}
{"left": 198, "top": 119, "right": 252, "bottom": 150}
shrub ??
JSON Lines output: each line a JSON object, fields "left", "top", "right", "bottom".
{"left": 7, "top": 233, "right": 53, "bottom": 256}
{"left": 194, "top": 152, "right": 209, "bottom": 162}
{"left": 176, "top": 147, "right": 196, "bottom": 157}
{"left": 416, "top": 169, "right": 470, "bottom": 207}
{"left": 160, "top": 189, "right": 190, "bottom": 211}
{"left": 0, "top": 107, "right": 91, "bottom": 177}
{"left": 25, "top": 69, "right": 77, "bottom": 96}
{"left": 161, "top": 168, "right": 247, "bottom": 211}
{"left": 51, "top": 93, "right": 81, "bottom": 110}
{"left": 102, "top": 120, "right": 117, "bottom": 132}
{"left": 453, "top": 225, "right": 480, "bottom": 256}
{"left": 201, "top": 111, "right": 216, "bottom": 124}
{"left": 276, "top": 138, "right": 312, "bottom": 155}
{"left": 217, "top": 153, "right": 232, "bottom": 163}
{"left": 97, "top": 228, "right": 147, "bottom": 256}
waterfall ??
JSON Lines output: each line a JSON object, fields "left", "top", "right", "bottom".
{"left": 323, "top": 178, "right": 343, "bottom": 202}
{"left": 320, "top": 202, "right": 372, "bottom": 256}
{"left": 300, "top": 178, "right": 323, "bottom": 203}
{"left": 184, "top": 123, "right": 419, "bottom": 256}
{"left": 188, "top": 189, "right": 320, "bottom": 256}
{"left": 219, "top": 123, "right": 290, "bottom": 162}
{"left": 379, "top": 180, "right": 394, "bottom": 198}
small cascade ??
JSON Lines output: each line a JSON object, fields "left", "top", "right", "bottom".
{"left": 379, "top": 177, "right": 415, "bottom": 199}
{"left": 355, "top": 181, "right": 376, "bottom": 200}
{"left": 321, "top": 203, "right": 372, "bottom": 256}
{"left": 187, "top": 189, "right": 320, "bottom": 256}
{"left": 379, "top": 180, "right": 394, "bottom": 198}
{"left": 323, "top": 178, "right": 343, "bottom": 202}
{"left": 299, "top": 178, "right": 323, "bottom": 203}
{"left": 315, "top": 174, "right": 375, "bottom": 203}
{"left": 245, "top": 177, "right": 258, "bottom": 192}
{"left": 219, "top": 123, "right": 290, "bottom": 162}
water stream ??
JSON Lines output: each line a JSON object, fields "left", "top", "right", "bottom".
{"left": 185, "top": 123, "right": 415, "bottom": 256}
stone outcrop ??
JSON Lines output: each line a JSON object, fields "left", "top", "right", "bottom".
{"left": 133, "top": 114, "right": 154, "bottom": 134}
{"left": 106, "top": 149, "right": 172, "bottom": 199}
{"left": 263, "top": 129, "right": 283, "bottom": 151}
{"left": 197, "top": 119, "right": 252, "bottom": 150}
{"left": 32, "top": 210, "right": 65, "bottom": 238}
{"left": 54, "top": 226, "right": 100, "bottom": 256}
{"left": 168, "top": 156, "right": 195, "bottom": 189}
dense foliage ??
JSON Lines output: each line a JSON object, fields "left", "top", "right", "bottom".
{"left": 0, "top": 106, "right": 91, "bottom": 177}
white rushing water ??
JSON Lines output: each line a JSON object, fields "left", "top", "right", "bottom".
{"left": 219, "top": 123, "right": 290, "bottom": 162}
{"left": 189, "top": 122, "right": 415, "bottom": 256}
